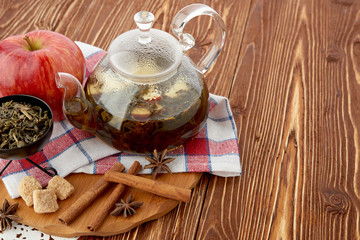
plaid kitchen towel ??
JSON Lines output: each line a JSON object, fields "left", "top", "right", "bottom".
{"left": 0, "top": 42, "right": 242, "bottom": 199}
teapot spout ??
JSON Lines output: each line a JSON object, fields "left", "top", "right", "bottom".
{"left": 55, "top": 72, "right": 96, "bottom": 133}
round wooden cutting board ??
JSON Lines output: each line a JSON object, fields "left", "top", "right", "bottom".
{"left": 0, "top": 172, "right": 202, "bottom": 237}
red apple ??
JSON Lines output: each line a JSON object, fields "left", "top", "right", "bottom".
{"left": 0, "top": 30, "right": 85, "bottom": 121}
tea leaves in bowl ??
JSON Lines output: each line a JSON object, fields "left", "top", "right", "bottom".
{"left": 0, "top": 100, "right": 52, "bottom": 149}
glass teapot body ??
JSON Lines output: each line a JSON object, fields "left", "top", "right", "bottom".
{"left": 56, "top": 4, "right": 225, "bottom": 154}
{"left": 82, "top": 54, "right": 209, "bottom": 153}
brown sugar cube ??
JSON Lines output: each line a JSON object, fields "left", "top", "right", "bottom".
{"left": 46, "top": 176, "right": 75, "bottom": 200}
{"left": 33, "top": 189, "right": 59, "bottom": 214}
{"left": 18, "top": 176, "right": 42, "bottom": 206}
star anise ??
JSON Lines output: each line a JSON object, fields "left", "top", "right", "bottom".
{"left": 110, "top": 194, "right": 143, "bottom": 218}
{"left": 144, "top": 149, "right": 175, "bottom": 179}
{"left": 0, "top": 199, "right": 21, "bottom": 233}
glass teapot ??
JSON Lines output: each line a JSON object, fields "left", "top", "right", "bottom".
{"left": 56, "top": 4, "right": 225, "bottom": 154}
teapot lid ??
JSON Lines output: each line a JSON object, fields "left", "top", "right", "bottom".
{"left": 108, "top": 11, "right": 183, "bottom": 84}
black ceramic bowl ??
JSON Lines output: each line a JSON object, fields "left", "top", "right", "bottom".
{"left": 0, "top": 95, "right": 54, "bottom": 160}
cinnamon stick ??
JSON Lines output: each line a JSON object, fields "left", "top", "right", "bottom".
{"left": 104, "top": 172, "right": 192, "bottom": 202}
{"left": 87, "top": 161, "right": 141, "bottom": 232}
{"left": 58, "top": 162, "right": 125, "bottom": 225}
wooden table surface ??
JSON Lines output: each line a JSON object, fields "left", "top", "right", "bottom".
{"left": 1, "top": 0, "right": 360, "bottom": 239}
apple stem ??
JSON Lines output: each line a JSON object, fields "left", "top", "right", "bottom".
{"left": 23, "top": 35, "right": 35, "bottom": 51}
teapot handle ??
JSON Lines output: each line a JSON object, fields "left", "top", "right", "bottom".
{"left": 171, "top": 4, "right": 226, "bottom": 74}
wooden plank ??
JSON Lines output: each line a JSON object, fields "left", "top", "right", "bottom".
{"left": 0, "top": 0, "right": 72, "bottom": 38}
{"left": 194, "top": 0, "right": 360, "bottom": 239}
